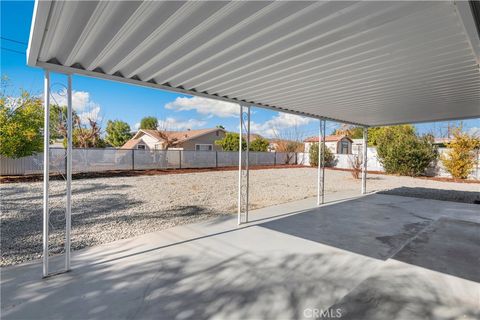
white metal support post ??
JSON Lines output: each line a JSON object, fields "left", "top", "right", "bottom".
{"left": 65, "top": 74, "right": 72, "bottom": 271}
{"left": 321, "top": 119, "right": 326, "bottom": 203}
{"left": 43, "top": 71, "right": 73, "bottom": 277}
{"left": 238, "top": 104, "right": 250, "bottom": 224}
{"left": 317, "top": 119, "right": 323, "bottom": 205}
{"left": 361, "top": 127, "right": 368, "bottom": 194}
{"left": 43, "top": 70, "right": 50, "bottom": 277}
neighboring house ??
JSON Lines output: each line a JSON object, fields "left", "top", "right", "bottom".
{"left": 433, "top": 137, "right": 453, "bottom": 148}
{"left": 121, "top": 128, "right": 226, "bottom": 151}
{"left": 241, "top": 133, "right": 264, "bottom": 142}
{"left": 351, "top": 138, "right": 364, "bottom": 155}
{"left": 304, "top": 135, "right": 353, "bottom": 154}
{"left": 268, "top": 139, "right": 304, "bottom": 152}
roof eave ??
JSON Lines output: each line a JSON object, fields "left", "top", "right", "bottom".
{"left": 33, "top": 60, "right": 369, "bottom": 127}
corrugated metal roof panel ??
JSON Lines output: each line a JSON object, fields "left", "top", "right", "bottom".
{"left": 28, "top": 0, "right": 480, "bottom": 126}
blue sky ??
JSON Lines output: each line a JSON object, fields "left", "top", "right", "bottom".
{"left": 1, "top": 0, "right": 478, "bottom": 139}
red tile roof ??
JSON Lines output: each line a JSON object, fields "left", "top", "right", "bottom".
{"left": 122, "top": 128, "right": 225, "bottom": 149}
{"left": 120, "top": 139, "right": 140, "bottom": 149}
{"left": 304, "top": 135, "right": 353, "bottom": 143}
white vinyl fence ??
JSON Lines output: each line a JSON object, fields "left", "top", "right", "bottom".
{"left": 2, "top": 147, "right": 478, "bottom": 179}
{"left": 297, "top": 147, "right": 480, "bottom": 180}
{"left": 0, "top": 148, "right": 297, "bottom": 176}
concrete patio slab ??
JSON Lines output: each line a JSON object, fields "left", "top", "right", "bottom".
{"left": 328, "top": 258, "right": 480, "bottom": 320}
{"left": 1, "top": 193, "right": 479, "bottom": 320}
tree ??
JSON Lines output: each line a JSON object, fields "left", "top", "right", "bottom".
{"left": 140, "top": 116, "right": 158, "bottom": 130}
{"left": 375, "top": 125, "right": 438, "bottom": 176}
{"left": 309, "top": 143, "right": 335, "bottom": 167}
{"left": 334, "top": 125, "right": 385, "bottom": 146}
{"left": 0, "top": 91, "right": 43, "bottom": 158}
{"left": 441, "top": 128, "right": 480, "bottom": 179}
{"left": 367, "top": 127, "right": 385, "bottom": 146}
{"left": 49, "top": 105, "right": 81, "bottom": 147}
{"left": 333, "top": 125, "right": 364, "bottom": 139}
{"left": 249, "top": 137, "right": 270, "bottom": 152}
{"left": 215, "top": 132, "right": 246, "bottom": 151}
{"left": 73, "top": 119, "right": 105, "bottom": 148}
{"left": 105, "top": 120, "right": 132, "bottom": 147}
{"left": 216, "top": 125, "right": 225, "bottom": 129}
{"left": 155, "top": 130, "right": 178, "bottom": 150}
{"left": 270, "top": 124, "right": 305, "bottom": 163}
{"left": 348, "top": 154, "right": 363, "bottom": 179}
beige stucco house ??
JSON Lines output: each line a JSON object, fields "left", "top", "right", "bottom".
{"left": 121, "top": 128, "right": 226, "bottom": 151}
{"left": 304, "top": 135, "right": 353, "bottom": 154}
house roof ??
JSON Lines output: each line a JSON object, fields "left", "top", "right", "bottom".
{"left": 132, "top": 128, "right": 225, "bottom": 145}
{"left": 120, "top": 138, "right": 141, "bottom": 149}
{"left": 28, "top": 1, "right": 479, "bottom": 127}
{"left": 304, "top": 135, "right": 353, "bottom": 143}
{"left": 241, "top": 133, "right": 264, "bottom": 141}
{"left": 269, "top": 138, "right": 302, "bottom": 145}
{"left": 433, "top": 137, "right": 452, "bottom": 145}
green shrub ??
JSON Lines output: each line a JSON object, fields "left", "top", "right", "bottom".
{"left": 139, "top": 116, "right": 158, "bottom": 130}
{"left": 249, "top": 137, "right": 270, "bottom": 152}
{"left": 0, "top": 91, "right": 43, "bottom": 158}
{"left": 309, "top": 142, "right": 335, "bottom": 167}
{"left": 105, "top": 120, "right": 132, "bottom": 147}
{"left": 215, "top": 132, "right": 246, "bottom": 151}
{"left": 376, "top": 125, "right": 438, "bottom": 176}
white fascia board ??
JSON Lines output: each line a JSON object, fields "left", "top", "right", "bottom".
{"left": 27, "top": 0, "right": 52, "bottom": 66}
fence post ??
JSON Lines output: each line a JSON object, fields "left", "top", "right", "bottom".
{"left": 295, "top": 152, "right": 297, "bottom": 165}
{"left": 131, "top": 149, "right": 135, "bottom": 171}
{"left": 274, "top": 152, "right": 276, "bottom": 166}
{"left": 179, "top": 150, "right": 182, "bottom": 169}
{"left": 215, "top": 151, "right": 218, "bottom": 168}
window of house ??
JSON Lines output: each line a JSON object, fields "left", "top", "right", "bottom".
{"left": 340, "top": 141, "right": 349, "bottom": 154}
{"left": 195, "top": 144, "right": 213, "bottom": 151}
{"left": 137, "top": 144, "right": 146, "bottom": 150}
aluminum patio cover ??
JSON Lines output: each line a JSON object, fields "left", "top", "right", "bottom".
{"left": 28, "top": 0, "right": 480, "bottom": 126}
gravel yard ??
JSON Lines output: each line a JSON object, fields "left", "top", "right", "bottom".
{"left": 1, "top": 167, "right": 478, "bottom": 266}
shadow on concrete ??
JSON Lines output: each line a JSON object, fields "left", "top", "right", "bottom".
{"left": 1, "top": 194, "right": 479, "bottom": 319}
{"left": 2, "top": 249, "right": 478, "bottom": 320}
{"left": 326, "top": 261, "right": 479, "bottom": 320}
{"left": 378, "top": 186, "right": 480, "bottom": 204}
{"left": 259, "top": 195, "right": 433, "bottom": 260}
{"left": 391, "top": 218, "right": 480, "bottom": 283}
{"left": 259, "top": 195, "right": 480, "bottom": 283}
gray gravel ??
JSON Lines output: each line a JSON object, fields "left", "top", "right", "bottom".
{"left": 1, "top": 168, "right": 478, "bottom": 266}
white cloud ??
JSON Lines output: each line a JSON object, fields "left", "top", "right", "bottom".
{"left": 159, "top": 117, "right": 207, "bottom": 131}
{"left": 50, "top": 89, "right": 102, "bottom": 123}
{"left": 250, "top": 113, "right": 313, "bottom": 138}
{"left": 78, "top": 106, "right": 101, "bottom": 124}
{"left": 165, "top": 96, "right": 239, "bottom": 118}
{"left": 134, "top": 122, "right": 141, "bottom": 130}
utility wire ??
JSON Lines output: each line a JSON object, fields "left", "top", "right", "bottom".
{"left": 1, "top": 47, "right": 26, "bottom": 55}
{"left": 1, "top": 36, "right": 28, "bottom": 45}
